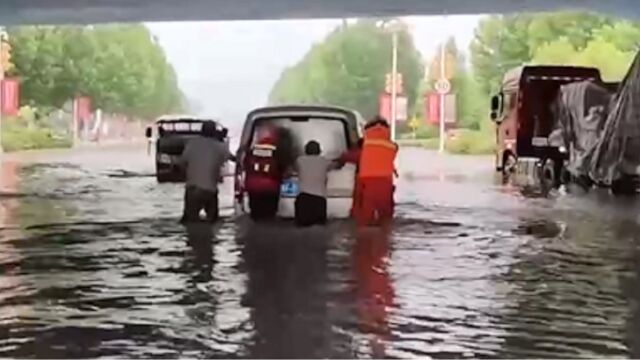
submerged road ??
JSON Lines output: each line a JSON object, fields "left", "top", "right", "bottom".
{"left": 1, "top": 145, "right": 640, "bottom": 358}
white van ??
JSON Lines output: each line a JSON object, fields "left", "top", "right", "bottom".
{"left": 234, "top": 105, "right": 364, "bottom": 218}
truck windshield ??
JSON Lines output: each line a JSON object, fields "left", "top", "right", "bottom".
{"left": 252, "top": 117, "right": 349, "bottom": 160}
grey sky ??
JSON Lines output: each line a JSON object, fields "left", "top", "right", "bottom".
{"left": 147, "top": 15, "right": 482, "bottom": 132}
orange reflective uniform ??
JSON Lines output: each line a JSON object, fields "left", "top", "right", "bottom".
{"left": 355, "top": 123, "right": 398, "bottom": 226}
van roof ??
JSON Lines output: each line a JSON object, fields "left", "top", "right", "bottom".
{"left": 247, "top": 104, "right": 361, "bottom": 118}
{"left": 239, "top": 104, "right": 364, "bottom": 150}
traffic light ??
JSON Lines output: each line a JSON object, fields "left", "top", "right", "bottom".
{"left": 384, "top": 72, "right": 404, "bottom": 94}
{"left": 385, "top": 73, "right": 392, "bottom": 93}
{"left": 0, "top": 38, "right": 13, "bottom": 73}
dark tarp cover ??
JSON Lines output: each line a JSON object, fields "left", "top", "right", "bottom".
{"left": 588, "top": 51, "right": 640, "bottom": 184}
{"left": 551, "top": 80, "right": 612, "bottom": 178}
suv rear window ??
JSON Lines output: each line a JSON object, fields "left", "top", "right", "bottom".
{"left": 252, "top": 117, "right": 348, "bottom": 159}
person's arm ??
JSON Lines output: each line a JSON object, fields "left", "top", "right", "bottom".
{"left": 177, "top": 142, "right": 190, "bottom": 168}
{"left": 339, "top": 149, "right": 359, "bottom": 164}
{"left": 285, "top": 158, "right": 299, "bottom": 177}
{"left": 226, "top": 149, "right": 237, "bottom": 163}
{"left": 328, "top": 157, "right": 344, "bottom": 171}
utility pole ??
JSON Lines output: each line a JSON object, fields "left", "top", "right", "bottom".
{"left": 390, "top": 30, "right": 398, "bottom": 142}
{"left": 438, "top": 41, "right": 446, "bottom": 154}
{"left": 0, "top": 31, "right": 5, "bottom": 154}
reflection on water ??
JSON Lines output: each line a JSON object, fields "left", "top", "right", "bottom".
{"left": 239, "top": 222, "right": 336, "bottom": 358}
{"left": 1, "top": 147, "right": 640, "bottom": 357}
{"left": 353, "top": 227, "right": 394, "bottom": 358}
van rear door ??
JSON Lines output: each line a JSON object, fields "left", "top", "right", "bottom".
{"left": 249, "top": 115, "right": 355, "bottom": 198}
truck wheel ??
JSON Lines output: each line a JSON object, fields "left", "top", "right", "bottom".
{"left": 156, "top": 173, "right": 171, "bottom": 183}
{"left": 611, "top": 176, "right": 637, "bottom": 196}
{"left": 155, "top": 165, "right": 173, "bottom": 183}
{"left": 560, "top": 166, "right": 571, "bottom": 185}
{"left": 540, "top": 159, "right": 559, "bottom": 190}
{"left": 501, "top": 154, "right": 517, "bottom": 183}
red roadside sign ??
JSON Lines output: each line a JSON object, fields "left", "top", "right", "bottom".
{"left": 74, "top": 96, "right": 92, "bottom": 122}
{"left": 1, "top": 78, "right": 19, "bottom": 116}
{"left": 425, "top": 92, "right": 440, "bottom": 126}
{"left": 379, "top": 93, "right": 408, "bottom": 122}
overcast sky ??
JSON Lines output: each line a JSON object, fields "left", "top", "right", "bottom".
{"left": 146, "top": 15, "right": 482, "bottom": 132}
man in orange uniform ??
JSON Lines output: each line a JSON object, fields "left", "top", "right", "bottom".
{"left": 355, "top": 117, "right": 398, "bottom": 226}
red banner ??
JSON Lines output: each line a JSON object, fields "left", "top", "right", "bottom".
{"left": 74, "top": 96, "right": 92, "bottom": 123}
{"left": 1, "top": 78, "right": 20, "bottom": 116}
{"left": 379, "top": 93, "right": 391, "bottom": 120}
{"left": 425, "top": 92, "right": 440, "bottom": 126}
{"left": 379, "top": 93, "right": 408, "bottom": 122}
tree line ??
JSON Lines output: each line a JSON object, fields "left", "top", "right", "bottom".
{"left": 269, "top": 12, "right": 640, "bottom": 134}
{"left": 6, "top": 24, "right": 183, "bottom": 119}
{"left": 269, "top": 20, "right": 424, "bottom": 120}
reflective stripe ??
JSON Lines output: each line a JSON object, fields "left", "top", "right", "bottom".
{"left": 254, "top": 144, "right": 276, "bottom": 150}
{"left": 364, "top": 139, "right": 397, "bottom": 150}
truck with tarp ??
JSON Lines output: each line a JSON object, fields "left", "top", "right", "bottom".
{"left": 491, "top": 51, "right": 640, "bottom": 194}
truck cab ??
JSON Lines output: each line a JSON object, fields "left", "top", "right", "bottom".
{"left": 491, "top": 66, "right": 603, "bottom": 187}
{"left": 145, "top": 115, "right": 229, "bottom": 183}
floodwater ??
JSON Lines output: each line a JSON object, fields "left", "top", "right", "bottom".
{"left": 1, "top": 145, "right": 640, "bottom": 358}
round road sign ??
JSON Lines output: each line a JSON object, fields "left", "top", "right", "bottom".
{"left": 434, "top": 78, "right": 451, "bottom": 94}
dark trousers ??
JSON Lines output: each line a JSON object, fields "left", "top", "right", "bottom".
{"left": 295, "top": 192, "right": 327, "bottom": 227}
{"left": 248, "top": 191, "right": 280, "bottom": 220}
{"left": 181, "top": 185, "right": 219, "bottom": 223}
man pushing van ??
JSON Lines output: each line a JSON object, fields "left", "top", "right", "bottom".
{"left": 352, "top": 117, "right": 398, "bottom": 226}
{"left": 243, "top": 126, "right": 292, "bottom": 220}
{"left": 179, "top": 121, "right": 235, "bottom": 223}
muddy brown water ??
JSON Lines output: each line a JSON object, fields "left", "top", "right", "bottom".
{"left": 1, "top": 145, "right": 640, "bottom": 358}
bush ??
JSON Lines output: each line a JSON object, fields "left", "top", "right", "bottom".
{"left": 445, "top": 127, "right": 495, "bottom": 155}
{"left": 415, "top": 124, "right": 439, "bottom": 139}
{"left": 2, "top": 122, "right": 72, "bottom": 152}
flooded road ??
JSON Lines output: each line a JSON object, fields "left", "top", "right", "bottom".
{"left": 1, "top": 145, "right": 640, "bottom": 358}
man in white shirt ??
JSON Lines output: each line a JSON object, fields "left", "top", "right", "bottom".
{"left": 294, "top": 140, "right": 340, "bottom": 226}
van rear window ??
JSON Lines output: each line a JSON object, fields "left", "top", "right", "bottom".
{"left": 252, "top": 117, "right": 348, "bottom": 159}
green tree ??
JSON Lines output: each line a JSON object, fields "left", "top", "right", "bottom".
{"left": 530, "top": 38, "right": 578, "bottom": 65}
{"left": 574, "top": 38, "right": 635, "bottom": 81}
{"left": 470, "top": 11, "right": 616, "bottom": 95}
{"left": 269, "top": 20, "right": 424, "bottom": 119}
{"left": 7, "top": 24, "right": 182, "bottom": 119}
{"left": 531, "top": 36, "right": 635, "bottom": 81}
{"left": 424, "top": 38, "right": 485, "bottom": 129}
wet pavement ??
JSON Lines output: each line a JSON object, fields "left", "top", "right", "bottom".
{"left": 1, "top": 145, "right": 640, "bottom": 358}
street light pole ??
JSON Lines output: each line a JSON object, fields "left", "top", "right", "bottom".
{"left": 390, "top": 30, "right": 398, "bottom": 142}
{"left": 438, "top": 41, "right": 446, "bottom": 154}
{"left": 0, "top": 32, "right": 5, "bottom": 154}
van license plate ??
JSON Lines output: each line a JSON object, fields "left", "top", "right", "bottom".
{"left": 281, "top": 179, "right": 299, "bottom": 197}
